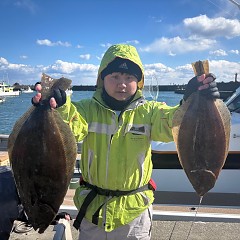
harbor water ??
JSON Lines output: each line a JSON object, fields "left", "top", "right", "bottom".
{"left": 0, "top": 90, "right": 183, "bottom": 135}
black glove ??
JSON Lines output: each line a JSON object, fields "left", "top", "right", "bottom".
{"left": 183, "top": 73, "right": 220, "bottom": 101}
{"left": 52, "top": 88, "right": 67, "bottom": 108}
{"left": 31, "top": 88, "right": 66, "bottom": 108}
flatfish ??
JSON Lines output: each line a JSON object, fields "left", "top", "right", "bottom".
{"left": 8, "top": 73, "right": 77, "bottom": 233}
{"left": 172, "top": 60, "right": 231, "bottom": 196}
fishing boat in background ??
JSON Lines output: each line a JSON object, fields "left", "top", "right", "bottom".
{"left": 21, "top": 86, "right": 34, "bottom": 93}
{"left": 0, "top": 82, "right": 20, "bottom": 97}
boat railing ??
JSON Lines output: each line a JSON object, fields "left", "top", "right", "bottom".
{"left": 0, "top": 134, "right": 9, "bottom": 151}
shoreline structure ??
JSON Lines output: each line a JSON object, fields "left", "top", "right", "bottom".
{"left": 71, "top": 81, "right": 240, "bottom": 92}
{"left": 71, "top": 81, "right": 240, "bottom": 100}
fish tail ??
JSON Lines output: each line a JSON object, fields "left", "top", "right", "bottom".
{"left": 189, "top": 169, "right": 216, "bottom": 196}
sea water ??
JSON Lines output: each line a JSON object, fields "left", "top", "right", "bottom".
{"left": 0, "top": 90, "right": 183, "bottom": 135}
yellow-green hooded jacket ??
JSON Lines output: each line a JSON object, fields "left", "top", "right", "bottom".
{"left": 58, "top": 44, "right": 179, "bottom": 232}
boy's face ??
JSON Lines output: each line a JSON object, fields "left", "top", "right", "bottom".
{"left": 103, "top": 72, "right": 138, "bottom": 101}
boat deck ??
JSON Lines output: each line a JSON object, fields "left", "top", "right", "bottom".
{"left": 9, "top": 188, "right": 240, "bottom": 240}
{"left": 9, "top": 221, "right": 240, "bottom": 240}
{"left": 9, "top": 205, "right": 240, "bottom": 240}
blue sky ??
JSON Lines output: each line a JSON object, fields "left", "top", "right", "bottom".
{"left": 0, "top": 0, "right": 239, "bottom": 86}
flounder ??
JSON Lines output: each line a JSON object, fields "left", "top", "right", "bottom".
{"left": 172, "top": 60, "right": 231, "bottom": 196}
{"left": 8, "top": 73, "right": 77, "bottom": 233}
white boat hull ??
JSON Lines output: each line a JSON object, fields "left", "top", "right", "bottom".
{"left": 21, "top": 86, "right": 34, "bottom": 93}
{"left": 21, "top": 90, "right": 33, "bottom": 93}
{"left": 0, "top": 91, "right": 20, "bottom": 96}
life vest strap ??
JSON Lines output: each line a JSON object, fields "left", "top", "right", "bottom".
{"left": 73, "top": 179, "right": 156, "bottom": 230}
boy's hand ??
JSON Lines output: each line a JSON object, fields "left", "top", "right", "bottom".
{"left": 183, "top": 73, "right": 220, "bottom": 101}
{"left": 32, "top": 83, "right": 66, "bottom": 108}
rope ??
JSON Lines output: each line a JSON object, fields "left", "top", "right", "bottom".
{"left": 185, "top": 196, "right": 203, "bottom": 240}
{"left": 168, "top": 196, "right": 204, "bottom": 240}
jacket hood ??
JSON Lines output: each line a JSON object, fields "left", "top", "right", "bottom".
{"left": 96, "top": 44, "right": 144, "bottom": 89}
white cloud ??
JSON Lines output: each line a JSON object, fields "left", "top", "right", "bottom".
{"left": 100, "top": 41, "right": 139, "bottom": 49}
{"left": 44, "top": 60, "right": 98, "bottom": 74}
{"left": 144, "top": 63, "right": 174, "bottom": 73}
{"left": 168, "top": 51, "right": 176, "bottom": 56}
{"left": 36, "top": 39, "right": 52, "bottom": 46}
{"left": 144, "top": 63, "right": 192, "bottom": 85}
{"left": 42, "top": 60, "right": 99, "bottom": 85}
{"left": 0, "top": 57, "right": 8, "bottom": 65}
{"left": 20, "top": 55, "right": 28, "bottom": 59}
{"left": 149, "top": 16, "right": 162, "bottom": 23}
{"left": 140, "top": 36, "right": 216, "bottom": 54}
{"left": 96, "top": 53, "right": 104, "bottom": 61}
{"left": 126, "top": 40, "right": 140, "bottom": 45}
{"left": 175, "top": 64, "right": 193, "bottom": 72}
{"left": 143, "top": 60, "right": 240, "bottom": 85}
{"left": 13, "top": 0, "right": 38, "bottom": 14}
{"left": 36, "top": 39, "right": 71, "bottom": 47}
{"left": 79, "top": 54, "right": 91, "bottom": 60}
{"left": 209, "top": 49, "right": 228, "bottom": 56}
{"left": 229, "top": 49, "right": 240, "bottom": 55}
{"left": 100, "top": 43, "right": 112, "bottom": 48}
{"left": 210, "top": 60, "right": 240, "bottom": 82}
{"left": 183, "top": 15, "right": 240, "bottom": 38}
{"left": 0, "top": 56, "right": 239, "bottom": 86}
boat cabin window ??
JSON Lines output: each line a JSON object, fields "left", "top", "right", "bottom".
{"left": 227, "top": 95, "right": 240, "bottom": 113}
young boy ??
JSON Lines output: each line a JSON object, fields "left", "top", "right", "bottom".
{"left": 33, "top": 44, "right": 219, "bottom": 240}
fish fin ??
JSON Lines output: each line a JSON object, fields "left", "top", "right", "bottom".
{"left": 214, "top": 99, "right": 231, "bottom": 159}
{"left": 8, "top": 106, "right": 35, "bottom": 162}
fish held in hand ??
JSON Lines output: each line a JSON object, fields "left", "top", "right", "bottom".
{"left": 8, "top": 73, "right": 77, "bottom": 233}
{"left": 172, "top": 60, "right": 231, "bottom": 196}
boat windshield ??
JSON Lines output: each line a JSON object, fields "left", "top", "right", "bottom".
{"left": 227, "top": 94, "right": 240, "bottom": 113}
